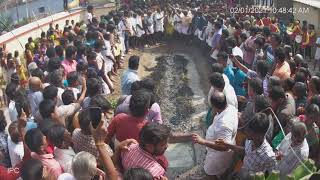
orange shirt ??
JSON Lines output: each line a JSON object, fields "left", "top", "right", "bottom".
{"left": 273, "top": 61, "right": 291, "bottom": 81}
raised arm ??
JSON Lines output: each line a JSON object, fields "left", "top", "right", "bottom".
{"left": 230, "top": 55, "right": 249, "bottom": 73}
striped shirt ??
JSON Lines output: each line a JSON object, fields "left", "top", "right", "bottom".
{"left": 121, "top": 144, "right": 165, "bottom": 178}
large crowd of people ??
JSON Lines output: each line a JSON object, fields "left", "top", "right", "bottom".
{"left": 0, "top": 0, "right": 320, "bottom": 179}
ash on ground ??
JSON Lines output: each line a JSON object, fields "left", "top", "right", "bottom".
{"left": 147, "top": 55, "right": 195, "bottom": 132}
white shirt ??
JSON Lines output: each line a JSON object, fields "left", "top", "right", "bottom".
{"left": 204, "top": 105, "right": 238, "bottom": 175}
{"left": 207, "top": 74, "right": 230, "bottom": 106}
{"left": 224, "top": 84, "right": 238, "bottom": 110}
{"left": 8, "top": 100, "right": 18, "bottom": 121}
{"left": 7, "top": 136, "right": 24, "bottom": 167}
{"left": 276, "top": 133, "right": 309, "bottom": 178}
{"left": 57, "top": 87, "right": 65, "bottom": 107}
{"left": 58, "top": 173, "right": 76, "bottom": 180}
{"left": 54, "top": 147, "right": 76, "bottom": 174}
{"left": 86, "top": 12, "right": 94, "bottom": 24}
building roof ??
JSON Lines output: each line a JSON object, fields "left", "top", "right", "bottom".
{"left": 294, "top": 0, "right": 320, "bottom": 9}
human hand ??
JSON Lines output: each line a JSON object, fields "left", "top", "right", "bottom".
{"left": 118, "top": 139, "right": 138, "bottom": 151}
{"left": 191, "top": 133, "right": 205, "bottom": 145}
{"left": 275, "top": 151, "right": 283, "bottom": 160}
{"left": 155, "top": 176, "right": 168, "bottom": 180}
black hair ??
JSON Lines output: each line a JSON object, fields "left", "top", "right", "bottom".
{"left": 87, "top": 51, "right": 97, "bottom": 62}
{"left": 90, "top": 95, "right": 112, "bottom": 113}
{"left": 62, "top": 89, "right": 75, "bottom": 105}
{"left": 76, "top": 60, "right": 88, "bottom": 72}
{"left": 217, "top": 51, "right": 228, "bottom": 61}
{"left": 227, "top": 37, "right": 237, "bottom": 48}
{"left": 94, "top": 39, "right": 104, "bottom": 50}
{"left": 256, "top": 60, "right": 269, "bottom": 78}
{"left": 269, "top": 86, "right": 286, "bottom": 100}
{"left": 310, "top": 76, "right": 320, "bottom": 93}
{"left": 39, "top": 99, "right": 56, "bottom": 118}
{"left": 139, "top": 123, "right": 171, "bottom": 148}
{"left": 25, "top": 128, "right": 45, "bottom": 152}
{"left": 130, "top": 81, "right": 142, "bottom": 94}
{"left": 294, "top": 71, "right": 307, "bottom": 83}
{"left": 31, "top": 68, "right": 44, "bottom": 80}
{"left": 254, "top": 95, "right": 271, "bottom": 112}
{"left": 211, "top": 63, "right": 224, "bottom": 74}
{"left": 87, "top": 78, "right": 101, "bottom": 97}
{"left": 123, "top": 168, "right": 153, "bottom": 180}
{"left": 262, "top": 26, "right": 271, "bottom": 37}
{"left": 21, "top": 159, "right": 44, "bottom": 180}
{"left": 222, "top": 29, "right": 229, "bottom": 38}
{"left": 78, "top": 109, "right": 91, "bottom": 131}
{"left": 249, "top": 78, "right": 263, "bottom": 95}
{"left": 0, "top": 110, "right": 6, "bottom": 132}
{"left": 283, "top": 78, "right": 295, "bottom": 92}
{"left": 48, "top": 70, "right": 63, "bottom": 87}
{"left": 67, "top": 71, "right": 79, "bottom": 86}
{"left": 271, "top": 32, "right": 282, "bottom": 45}
{"left": 268, "top": 76, "right": 281, "bottom": 88}
{"left": 129, "top": 89, "right": 151, "bottom": 117}
{"left": 55, "top": 45, "right": 64, "bottom": 57}
{"left": 140, "top": 78, "right": 155, "bottom": 92}
{"left": 5, "top": 82, "right": 19, "bottom": 100}
{"left": 254, "top": 36, "right": 265, "bottom": 47}
{"left": 274, "top": 47, "right": 286, "bottom": 63}
{"left": 46, "top": 124, "right": 65, "bottom": 147}
{"left": 47, "top": 57, "right": 62, "bottom": 72}
{"left": 11, "top": 73, "right": 20, "bottom": 84}
{"left": 66, "top": 46, "right": 77, "bottom": 59}
{"left": 128, "top": 55, "right": 140, "bottom": 70}
{"left": 210, "top": 92, "right": 227, "bottom": 110}
{"left": 43, "top": 85, "right": 58, "bottom": 100}
{"left": 46, "top": 47, "right": 56, "bottom": 59}
{"left": 209, "top": 72, "right": 225, "bottom": 89}
{"left": 293, "top": 82, "right": 307, "bottom": 98}
{"left": 247, "top": 113, "right": 269, "bottom": 135}
{"left": 15, "top": 88, "right": 31, "bottom": 118}
{"left": 305, "top": 103, "right": 320, "bottom": 117}
{"left": 38, "top": 118, "right": 56, "bottom": 136}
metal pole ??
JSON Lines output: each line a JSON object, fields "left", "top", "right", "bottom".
{"left": 15, "top": 0, "right": 20, "bottom": 22}
{"left": 26, "top": 0, "right": 29, "bottom": 22}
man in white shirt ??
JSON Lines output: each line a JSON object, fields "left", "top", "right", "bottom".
{"left": 86, "top": 5, "right": 94, "bottom": 25}
{"left": 192, "top": 91, "right": 238, "bottom": 178}
{"left": 208, "top": 72, "right": 238, "bottom": 109}
{"left": 7, "top": 121, "right": 24, "bottom": 167}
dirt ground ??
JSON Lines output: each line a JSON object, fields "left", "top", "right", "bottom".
{"left": 108, "top": 40, "right": 212, "bottom": 107}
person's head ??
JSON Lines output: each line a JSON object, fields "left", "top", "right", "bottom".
{"left": 262, "top": 26, "right": 271, "bottom": 37}
{"left": 25, "top": 128, "right": 48, "bottom": 154}
{"left": 47, "top": 57, "right": 62, "bottom": 72}
{"left": 123, "top": 168, "right": 153, "bottom": 180}
{"left": 43, "top": 85, "right": 58, "bottom": 101}
{"left": 65, "top": 20, "right": 70, "bottom": 25}
{"left": 294, "top": 71, "right": 307, "bottom": 83}
{"left": 21, "top": 159, "right": 44, "bottom": 180}
{"left": 309, "top": 76, "right": 320, "bottom": 95}
{"left": 268, "top": 85, "right": 286, "bottom": 110}
{"left": 294, "top": 54, "right": 304, "bottom": 68}
{"left": 86, "top": 51, "right": 97, "bottom": 65}
{"left": 29, "top": 76, "right": 42, "bottom": 92}
{"left": 217, "top": 51, "right": 228, "bottom": 67}
{"left": 8, "top": 121, "right": 22, "bottom": 144}
{"left": 48, "top": 69, "right": 64, "bottom": 87}
{"left": 254, "top": 36, "right": 265, "bottom": 50}
{"left": 222, "top": 29, "right": 229, "bottom": 38}
{"left": 87, "top": 78, "right": 102, "bottom": 97}
{"left": 129, "top": 89, "right": 151, "bottom": 118}
{"left": 254, "top": 95, "right": 271, "bottom": 113}
{"left": 249, "top": 26, "right": 258, "bottom": 36}
{"left": 89, "top": 95, "right": 112, "bottom": 117}
{"left": 139, "top": 123, "right": 171, "bottom": 156}
{"left": 65, "top": 46, "right": 77, "bottom": 60}
{"left": 256, "top": 60, "right": 269, "bottom": 78}
{"left": 270, "top": 32, "right": 282, "bottom": 48}
{"left": 87, "top": 5, "right": 94, "bottom": 13}
{"left": 128, "top": 55, "right": 140, "bottom": 70}
{"left": 211, "top": 63, "right": 224, "bottom": 74}
{"left": 55, "top": 45, "right": 64, "bottom": 58}
{"left": 94, "top": 39, "right": 104, "bottom": 52}
{"left": 78, "top": 109, "right": 92, "bottom": 132}
{"left": 293, "top": 82, "right": 307, "bottom": 100}
{"left": 240, "top": 32, "right": 248, "bottom": 43}
{"left": 67, "top": 71, "right": 80, "bottom": 87}
{"left": 46, "top": 124, "right": 67, "bottom": 148}
{"left": 246, "top": 113, "right": 269, "bottom": 141}
{"left": 39, "top": 99, "right": 56, "bottom": 119}
{"left": 214, "top": 21, "right": 222, "bottom": 30}
{"left": 139, "top": 78, "right": 156, "bottom": 93}
{"left": 72, "top": 151, "right": 97, "bottom": 180}
{"left": 305, "top": 103, "right": 320, "bottom": 125}
{"left": 268, "top": 76, "right": 281, "bottom": 90}
{"left": 46, "top": 47, "right": 56, "bottom": 59}
{"left": 76, "top": 60, "right": 88, "bottom": 74}
{"left": 0, "top": 109, "right": 5, "bottom": 133}
{"left": 10, "top": 73, "right": 20, "bottom": 84}
{"left": 5, "top": 82, "right": 19, "bottom": 100}
{"left": 62, "top": 89, "right": 76, "bottom": 105}
{"left": 227, "top": 37, "right": 237, "bottom": 48}
{"left": 248, "top": 78, "right": 263, "bottom": 98}
{"left": 283, "top": 78, "right": 295, "bottom": 92}
{"left": 31, "top": 68, "right": 44, "bottom": 81}
{"left": 274, "top": 47, "right": 286, "bottom": 63}
{"left": 291, "top": 121, "right": 307, "bottom": 147}
{"left": 209, "top": 72, "right": 225, "bottom": 91}
{"left": 210, "top": 91, "right": 227, "bottom": 112}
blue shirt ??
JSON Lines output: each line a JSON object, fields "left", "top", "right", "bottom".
{"left": 27, "top": 90, "right": 43, "bottom": 117}
{"left": 224, "top": 65, "right": 235, "bottom": 87}
{"left": 233, "top": 68, "right": 247, "bottom": 96}
{"left": 121, "top": 69, "right": 140, "bottom": 95}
